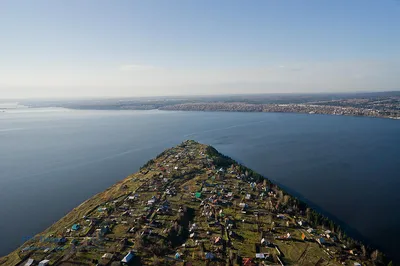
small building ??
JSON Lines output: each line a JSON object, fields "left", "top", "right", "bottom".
{"left": 215, "top": 236, "right": 222, "bottom": 244}
{"left": 242, "top": 257, "right": 255, "bottom": 266}
{"left": 261, "top": 238, "right": 272, "bottom": 246}
{"left": 97, "top": 225, "right": 110, "bottom": 236}
{"left": 317, "top": 237, "right": 326, "bottom": 245}
{"left": 128, "top": 196, "right": 135, "bottom": 201}
{"left": 205, "top": 252, "right": 215, "bottom": 260}
{"left": 24, "top": 258, "right": 34, "bottom": 266}
{"left": 102, "top": 253, "right": 113, "bottom": 259}
{"left": 298, "top": 220, "right": 307, "bottom": 226}
{"left": 255, "top": 253, "right": 265, "bottom": 259}
{"left": 121, "top": 251, "right": 135, "bottom": 264}
{"left": 239, "top": 203, "right": 248, "bottom": 208}
{"left": 57, "top": 237, "right": 67, "bottom": 244}
{"left": 71, "top": 224, "right": 80, "bottom": 231}
{"left": 38, "top": 260, "right": 50, "bottom": 266}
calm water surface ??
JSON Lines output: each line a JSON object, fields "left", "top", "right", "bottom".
{"left": 0, "top": 109, "right": 399, "bottom": 261}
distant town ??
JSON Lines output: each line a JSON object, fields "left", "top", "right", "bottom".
{"left": 10, "top": 91, "right": 400, "bottom": 120}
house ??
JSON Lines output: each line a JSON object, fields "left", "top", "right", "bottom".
{"left": 205, "top": 252, "right": 215, "bottom": 260}
{"left": 121, "top": 251, "right": 135, "bottom": 264}
{"left": 71, "top": 224, "right": 80, "bottom": 231}
{"left": 317, "top": 237, "right": 326, "bottom": 245}
{"left": 175, "top": 252, "right": 181, "bottom": 259}
{"left": 38, "top": 260, "right": 50, "bottom": 266}
{"left": 307, "top": 228, "right": 315, "bottom": 234}
{"left": 97, "top": 207, "right": 107, "bottom": 212}
{"left": 229, "top": 231, "right": 237, "bottom": 238}
{"left": 215, "top": 236, "right": 222, "bottom": 244}
{"left": 97, "top": 225, "right": 110, "bottom": 236}
{"left": 276, "top": 214, "right": 285, "bottom": 219}
{"left": 242, "top": 257, "right": 255, "bottom": 266}
{"left": 24, "top": 258, "right": 34, "bottom": 266}
{"left": 298, "top": 220, "right": 307, "bottom": 226}
{"left": 255, "top": 253, "right": 265, "bottom": 259}
{"left": 261, "top": 238, "right": 272, "bottom": 246}
{"left": 239, "top": 203, "right": 248, "bottom": 208}
{"left": 57, "top": 237, "right": 67, "bottom": 244}
{"left": 102, "top": 253, "right": 113, "bottom": 259}
{"left": 245, "top": 194, "right": 251, "bottom": 200}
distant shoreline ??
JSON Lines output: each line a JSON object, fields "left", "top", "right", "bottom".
{"left": 159, "top": 103, "right": 400, "bottom": 120}
{"left": 19, "top": 91, "right": 399, "bottom": 120}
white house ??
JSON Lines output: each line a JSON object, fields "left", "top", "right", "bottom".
{"left": 24, "top": 259, "right": 34, "bottom": 266}
{"left": 38, "top": 260, "right": 50, "bottom": 266}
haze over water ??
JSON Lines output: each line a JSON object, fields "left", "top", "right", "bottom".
{"left": 0, "top": 109, "right": 399, "bottom": 261}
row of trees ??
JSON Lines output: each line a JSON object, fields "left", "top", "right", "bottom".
{"left": 205, "top": 146, "right": 235, "bottom": 167}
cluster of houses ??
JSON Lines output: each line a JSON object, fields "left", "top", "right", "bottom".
{"left": 18, "top": 141, "right": 369, "bottom": 265}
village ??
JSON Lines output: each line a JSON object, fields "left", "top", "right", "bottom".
{"left": 7, "top": 140, "right": 383, "bottom": 266}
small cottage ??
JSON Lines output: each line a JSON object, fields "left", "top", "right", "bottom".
{"left": 121, "top": 251, "right": 135, "bottom": 264}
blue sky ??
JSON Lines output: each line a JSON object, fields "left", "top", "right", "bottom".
{"left": 1, "top": 0, "right": 399, "bottom": 98}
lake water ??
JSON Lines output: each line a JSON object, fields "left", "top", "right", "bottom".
{"left": 0, "top": 109, "right": 399, "bottom": 261}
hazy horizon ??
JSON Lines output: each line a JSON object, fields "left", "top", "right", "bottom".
{"left": 1, "top": 0, "right": 400, "bottom": 98}
{"left": 1, "top": 90, "right": 400, "bottom": 102}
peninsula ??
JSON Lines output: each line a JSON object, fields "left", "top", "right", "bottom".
{"left": 1, "top": 141, "right": 390, "bottom": 266}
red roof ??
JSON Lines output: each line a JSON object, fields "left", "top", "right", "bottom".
{"left": 242, "top": 258, "right": 255, "bottom": 266}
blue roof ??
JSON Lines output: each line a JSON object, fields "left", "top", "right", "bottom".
{"left": 122, "top": 251, "right": 134, "bottom": 263}
{"left": 205, "top": 252, "right": 215, "bottom": 260}
{"left": 71, "top": 224, "right": 80, "bottom": 230}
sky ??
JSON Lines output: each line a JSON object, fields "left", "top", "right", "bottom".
{"left": 0, "top": 0, "right": 399, "bottom": 98}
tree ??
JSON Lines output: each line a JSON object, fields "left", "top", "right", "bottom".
{"left": 361, "top": 245, "right": 367, "bottom": 257}
{"left": 153, "top": 255, "right": 164, "bottom": 266}
{"left": 283, "top": 195, "right": 290, "bottom": 206}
